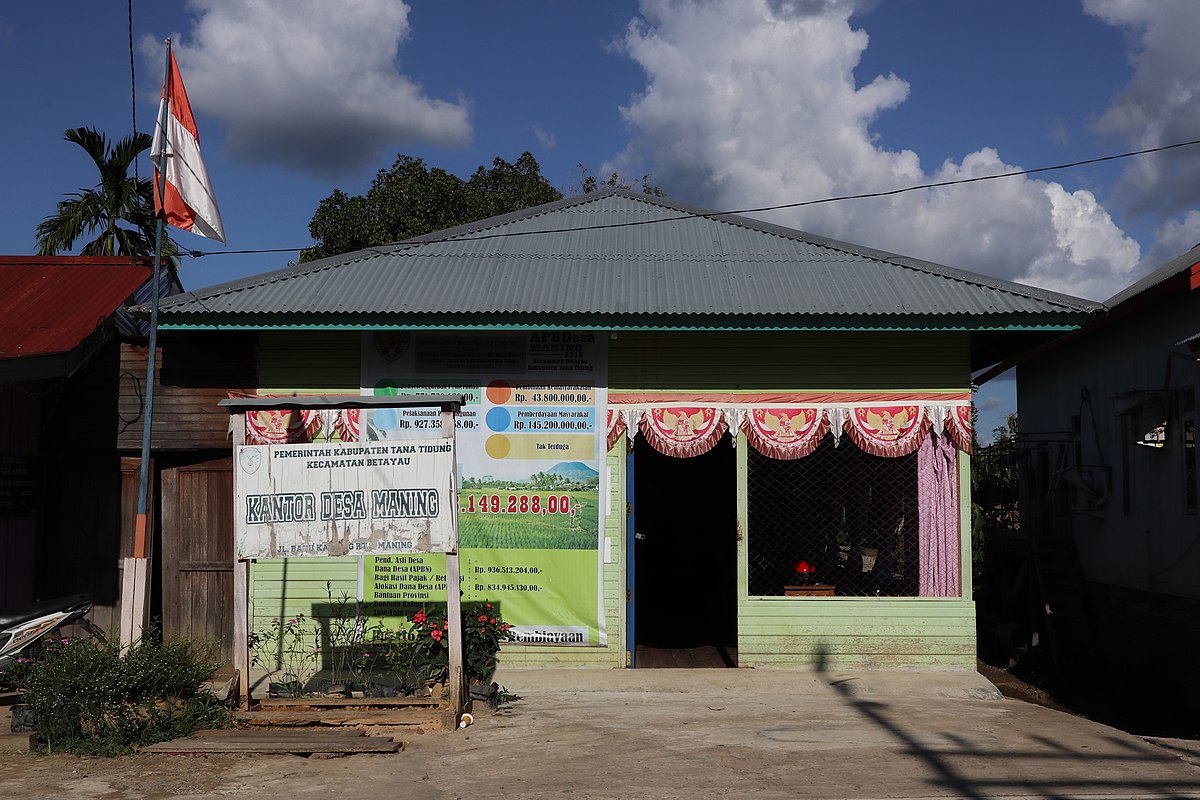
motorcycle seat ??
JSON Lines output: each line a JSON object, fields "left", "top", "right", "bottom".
{"left": 0, "top": 594, "right": 91, "bottom": 631}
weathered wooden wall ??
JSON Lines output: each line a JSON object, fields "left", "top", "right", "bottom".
{"left": 0, "top": 383, "right": 39, "bottom": 608}
{"left": 29, "top": 342, "right": 127, "bottom": 631}
{"left": 117, "top": 334, "right": 257, "bottom": 451}
{"left": 160, "top": 457, "right": 236, "bottom": 662}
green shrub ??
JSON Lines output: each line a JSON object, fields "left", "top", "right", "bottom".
{"left": 462, "top": 602, "right": 512, "bottom": 683}
{"left": 22, "top": 631, "right": 233, "bottom": 755}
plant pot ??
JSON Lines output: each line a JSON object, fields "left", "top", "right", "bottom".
{"left": 10, "top": 703, "right": 36, "bottom": 733}
{"left": 319, "top": 680, "right": 351, "bottom": 696}
{"left": 268, "top": 680, "right": 304, "bottom": 698}
{"left": 368, "top": 682, "right": 397, "bottom": 698}
{"left": 469, "top": 681, "right": 499, "bottom": 707}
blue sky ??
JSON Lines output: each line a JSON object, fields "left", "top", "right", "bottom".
{"left": 4, "top": 1, "right": 1200, "bottom": 440}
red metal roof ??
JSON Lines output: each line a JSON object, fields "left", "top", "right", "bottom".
{"left": 0, "top": 257, "right": 151, "bottom": 359}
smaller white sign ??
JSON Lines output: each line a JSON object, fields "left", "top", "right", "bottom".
{"left": 234, "top": 439, "right": 456, "bottom": 559}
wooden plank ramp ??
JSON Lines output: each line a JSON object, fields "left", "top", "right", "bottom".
{"left": 257, "top": 696, "right": 443, "bottom": 708}
{"left": 237, "top": 694, "right": 456, "bottom": 732}
{"left": 140, "top": 728, "right": 402, "bottom": 755}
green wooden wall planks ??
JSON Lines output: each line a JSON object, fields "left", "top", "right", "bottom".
{"left": 610, "top": 330, "right": 970, "bottom": 390}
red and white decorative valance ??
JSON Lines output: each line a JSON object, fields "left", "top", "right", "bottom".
{"left": 638, "top": 406, "right": 729, "bottom": 458}
{"left": 742, "top": 407, "right": 830, "bottom": 460}
{"left": 242, "top": 406, "right": 321, "bottom": 445}
{"left": 232, "top": 393, "right": 362, "bottom": 445}
{"left": 610, "top": 399, "right": 973, "bottom": 459}
{"left": 335, "top": 408, "right": 362, "bottom": 443}
{"left": 606, "top": 409, "right": 627, "bottom": 452}
{"left": 843, "top": 405, "right": 928, "bottom": 458}
{"left": 945, "top": 404, "right": 973, "bottom": 453}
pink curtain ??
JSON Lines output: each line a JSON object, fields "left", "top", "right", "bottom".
{"left": 918, "top": 432, "right": 960, "bottom": 597}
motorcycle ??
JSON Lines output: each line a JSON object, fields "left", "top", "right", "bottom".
{"left": 0, "top": 594, "right": 102, "bottom": 671}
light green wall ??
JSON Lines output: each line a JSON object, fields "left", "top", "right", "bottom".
{"left": 610, "top": 330, "right": 969, "bottom": 391}
{"left": 248, "top": 329, "right": 976, "bottom": 671}
{"left": 258, "top": 330, "right": 360, "bottom": 392}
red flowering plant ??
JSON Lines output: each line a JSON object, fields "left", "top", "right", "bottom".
{"left": 462, "top": 601, "right": 514, "bottom": 683}
{"left": 390, "top": 606, "right": 449, "bottom": 691}
{"left": 387, "top": 602, "right": 513, "bottom": 691}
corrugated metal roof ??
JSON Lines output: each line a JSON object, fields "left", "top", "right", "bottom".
{"left": 0, "top": 257, "right": 151, "bottom": 358}
{"left": 1105, "top": 245, "right": 1200, "bottom": 307}
{"left": 158, "top": 191, "right": 1100, "bottom": 326}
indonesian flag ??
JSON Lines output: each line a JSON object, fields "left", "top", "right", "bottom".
{"left": 150, "top": 50, "right": 225, "bottom": 244}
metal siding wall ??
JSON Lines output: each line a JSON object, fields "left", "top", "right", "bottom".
{"left": 1018, "top": 288, "right": 1200, "bottom": 597}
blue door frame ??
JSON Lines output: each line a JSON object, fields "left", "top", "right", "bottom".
{"left": 625, "top": 447, "right": 636, "bottom": 668}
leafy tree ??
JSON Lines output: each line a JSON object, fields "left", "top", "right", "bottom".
{"left": 575, "top": 164, "right": 666, "bottom": 196}
{"left": 36, "top": 127, "right": 179, "bottom": 261}
{"left": 971, "top": 411, "right": 1021, "bottom": 588}
{"left": 301, "top": 152, "right": 562, "bottom": 263}
{"left": 468, "top": 151, "right": 566, "bottom": 218}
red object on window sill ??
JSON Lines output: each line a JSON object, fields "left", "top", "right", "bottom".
{"left": 784, "top": 584, "right": 835, "bottom": 597}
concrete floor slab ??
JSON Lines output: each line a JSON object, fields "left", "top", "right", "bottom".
{"left": 1, "top": 667, "right": 1198, "bottom": 799}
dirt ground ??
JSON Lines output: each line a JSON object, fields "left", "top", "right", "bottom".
{"left": 3, "top": 666, "right": 1200, "bottom": 800}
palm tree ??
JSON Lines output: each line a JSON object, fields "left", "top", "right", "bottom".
{"left": 36, "top": 127, "right": 179, "bottom": 261}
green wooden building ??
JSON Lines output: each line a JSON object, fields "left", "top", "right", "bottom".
{"left": 154, "top": 190, "right": 1098, "bottom": 672}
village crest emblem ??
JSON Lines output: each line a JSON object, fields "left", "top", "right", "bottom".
{"left": 239, "top": 447, "right": 262, "bottom": 475}
{"left": 374, "top": 332, "right": 410, "bottom": 362}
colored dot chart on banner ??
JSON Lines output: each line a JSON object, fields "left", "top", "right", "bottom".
{"left": 482, "top": 380, "right": 596, "bottom": 461}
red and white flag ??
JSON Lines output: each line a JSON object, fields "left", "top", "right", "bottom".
{"left": 150, "top": 50, "right": 226, "bottom": 244}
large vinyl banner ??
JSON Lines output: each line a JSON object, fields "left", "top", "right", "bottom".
{"left": 234, "top": 438, "right": 456, "bottom": 558}
{"left": 361, "top": 332, "right": 607, "bottom": 646}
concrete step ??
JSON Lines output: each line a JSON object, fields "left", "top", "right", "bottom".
{"left": 0, "top": 732, "right": 34, "bottom": 754}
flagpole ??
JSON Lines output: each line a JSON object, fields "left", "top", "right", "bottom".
{"left": 123, "top": 37, "right": 173, "bottom": 650}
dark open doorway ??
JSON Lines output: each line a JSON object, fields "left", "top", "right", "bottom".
{"left": 631, "top": 435, "right": 737, "bottom": 667}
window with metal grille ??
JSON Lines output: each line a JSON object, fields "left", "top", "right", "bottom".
{"left": 747, "top": 438, "right": 919, "bottom": 597}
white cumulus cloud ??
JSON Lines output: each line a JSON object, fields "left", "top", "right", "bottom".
{"left": 613, "top": 0, "right": 1140, "bottom": 300}
{"left": 154, "top": 0, "right": 471, "bottom": 179}
{"left": 1084, "top": 0, "right": 1200, "bottom": 275}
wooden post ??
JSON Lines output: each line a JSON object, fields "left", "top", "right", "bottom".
{"left": 120, "top": 451, "right": 153, "bottom": 651}
{"left": 231, "top": 413, "right": 252, "bottom": 709}
{"left": 442, "top": 406, "right": 467, "bottom": 721}
{"left": 119, "top": 555, "right": 149, "bottom": 649}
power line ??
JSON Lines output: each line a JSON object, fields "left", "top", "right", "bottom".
{"left": 184, "top": 136, "right": 1200, "bottom": 258}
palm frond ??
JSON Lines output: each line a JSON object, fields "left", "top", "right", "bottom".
{"left": 36, "top": 190, "right": 108, "bottom": 255}
{"left": 63, "top": 127, "right": 110, "bottom": 170}
{"left": 42, "top": 125, "right": 182, "bottom": 265}
{"left": 110, "top": 132, "right": 152, "bottom": 175}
